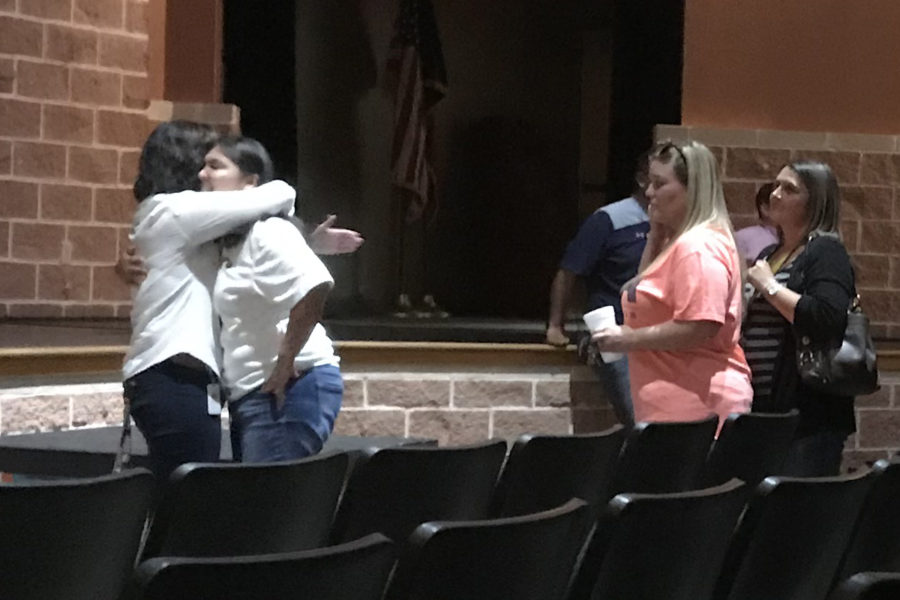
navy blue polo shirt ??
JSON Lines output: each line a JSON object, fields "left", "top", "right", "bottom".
{"left": 559, "top": 196, "right": 649, "bottom": 323}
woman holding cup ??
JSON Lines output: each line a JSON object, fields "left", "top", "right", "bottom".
{"left": 592, "top": 141, "right": 752, "bottom": 430}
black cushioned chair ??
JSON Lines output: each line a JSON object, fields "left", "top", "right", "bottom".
{"left": 491, "top": 425, "right": 626, "bottom": 517}
{"left": 714, "top": 469, "right": 876, "bottom": 600}
{"left": 829, "top": 572, "right": 900, "bottom": 600}
{"left": 386, "top": 498, "right": 593, "bottom": 600}
{"left": 132, "top": 533, "right": 396, "bottom": 600}
{"left": 574, "top": 479, "right": 748, "bottom": 600}
{"left": 702, "top": 410, "right": 799, "bottom": 487}
{"left": 838, "top": 457, "right": 900, "bottom": 578}
{"left": 142, "top": 451, "right": 349, "bottom": 558}
{"left": 606, "top": 414, "right": 718, "bottom": 498}
{"left": 331, "top": 440, "right": 507, "bottom": 543}
{"left": 0, "top": 468, "right": 155, "bottom": 600}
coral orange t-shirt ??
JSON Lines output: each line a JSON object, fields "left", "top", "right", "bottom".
{"left": 622, "top": 226, "right": 752, "bottom": 430}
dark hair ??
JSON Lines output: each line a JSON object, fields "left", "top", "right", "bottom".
{"left": 788, "top": 160, "right": 841, "bottom": 237}
{"left": 133, "top": 120, "right": 218, "bottom": 201}
{"left": 214, "top": 135, "right": 275, "bottom": 185}
{"left": 755, "top": 181, "right": 776, "bottom": 219}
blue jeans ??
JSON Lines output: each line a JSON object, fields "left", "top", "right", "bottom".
{"left": 126, "top": 359, "right": 222, "bottom": 485}
{"left": 229, "top": 364, "right": 343, "bottom": 463}
{"left": 780, "top": 430, "right": 848, "bottom": 477}
{"left": 591, "top": 355, "right": 635, "bottom": 428}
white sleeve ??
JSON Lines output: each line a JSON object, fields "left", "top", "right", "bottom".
{"left": 249, "top": 219, "right": 334, "bottom": 306}
{"left": 160, "top": 180, "right": 297, "bottom": 247}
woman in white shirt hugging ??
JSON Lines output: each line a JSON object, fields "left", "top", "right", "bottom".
{"left": 200, "top": 136, "right": 343, "bottom": 463}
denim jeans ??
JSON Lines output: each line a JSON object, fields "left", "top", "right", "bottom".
{"left": 591, "top": 355, "right": 635, "bottom": 428}
{"left": 229, "top": 364, "right": 343, "bottom": 463}
{"left": 126, "top": 359, "right": 222, "bottom": 485}
{"left": 780, "top": 430, "right": 848, "bottom": 477}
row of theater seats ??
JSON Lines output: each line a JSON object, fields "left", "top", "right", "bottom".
{"left": 0, "top": 411, "right": 897, "bottom": 600}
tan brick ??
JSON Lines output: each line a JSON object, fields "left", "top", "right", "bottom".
{"left": 118, "top": 149, "right": 140, "bottom": 184}
{"left": 842, "top": 222, "right": 859, "bottom": 253}
{"left": 69, "top": 146, "right": 119, "bottom": 183}
{"left": 453, "top": 379, "right": 531, "bottom": 408}
{"left": 367, "top": 379, "right": 450, "bottom": 408}
{"left": 65, "top": 303, "right": 116, "bottom": 318}
{"left": 71, "top": 68, "right": 121, "bottom": 105}
{"left": 94, "top": 186, "right": 134, "bottom": 223}
{"left": 572, "top": 408, "right": 621, "bottom": 433}
{"left": 0, "top": 58, "right": 14, "bottom": 94}
{"left": 115, "top": 225, "right": 130, "bottom": 253}
{"left": 41, "top": 183, "right": 93, "bottom": 221}
{"left": 7, "top": 303, "right": 64, "bottom": 317}
{"left": 855, "top": 382, "right": 892, "bottom": 408}
{"left": 535, "top": 380, "right": 571, "bottom": 407}
{"left": 0, "top": 221, "right": 7, "bottom": 257}
{"left": 122, "top": 74, "right": 147, "bottom": 109}
{"left": 856, "top": 409, "right": 900, "bottom": 448}
{"left": 841, "top": 186, "right": 893, "bottom": 221}
{"left": 0, "top": 396, "right": 70, "bottom": 434}
{"left": 492, "top": 409, "right": 571, "bottom": 439}
{"left": 332, "top": 409, "right": 406, "bottom": 437}
{"left": 17, "top": 60, "right": 69, "bottom": 101}
{"left": 791, "top": 151, "right": 861, "bottom": 186}
{"left": 890, "top": 258, "right": 900, "bottom": 290}
{"left": 859, "top": 290, "right": 900, "bottom": 324}
{"left": 859, "top": 222, "right": 900, "bottom": 254}
{"left": 46, "top": 24, "right": 98, "bottom": 64}
{"left": 115, "top": 302, "right": 132, "bottom": 318}
{"left": 13, "top": 141, "right": 67, "bottom": 179}
{"left": 854, "top": 254, "right": 890, "bottom": 290}
{"left": 11, "top": 222, "right": 65, "bottom": 260}
{"left": 0, "top": 98, "right": 41, "bottom": 138}
{"left": 68, "top": 224, "right": 117, "bottom": 261}
{"left": 341, "top": 378, "right": 364, "bottom": 408}
{"left": 71, "top": 391, "right": 123, "bottom": 426}
{"left": 19, "top": 0, "right": 72, "bottom": 20}
{"left": 74, "top": 0, "right": 124, "bottom": 28}
{"left": 92, "top": 264, "right": 131, "bottom": 300}
{"left": 37, "top": 263, "right": 90, "bottom": 300}
{"left": 0, "top": 16, "right": 43, "bottom": 57}
{"left": 841, "top": 449, "right": 890, "bottom": 474}
{"left": 0, "top": 262, "right": 37, "bottom": 299}
{"left": 43, "top": 104, "right": 95, "bottom": 143}
{"left": 124, "top": 0, "right": 147, "bottom": 33}
{"left": 721, "top": 180, "right": 759, "bottom": 217}
{"left": 97, "top": 110, "right": 149, "bottom": 147}
{"left": 98, "top": 33, "right": 146, "bottom": 72}
{"left": 408, "top": 409, "right": 489, "bottom": 445}
{"left": 859, "top": 154, "right": 900, "bottom": 185}
{"left": 0, "top": 180, "right": 39, "bottom": 218}
{"left": 0, "top": 141, "right": 9, "bottom": 174}
{"left": 724, "top": 148, "right": 791, "bottom": 179}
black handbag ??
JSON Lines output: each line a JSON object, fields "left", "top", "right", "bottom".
{"left": 796, "top": 296, "right": 879, "bottom": 396}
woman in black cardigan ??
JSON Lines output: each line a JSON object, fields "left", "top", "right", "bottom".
{"left": 742, "top": 160, "right": 856, "bottom": 476}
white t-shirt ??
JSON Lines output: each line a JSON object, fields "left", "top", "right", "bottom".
{"left": 213, "top": 217, "right": 338, "bottom": 400}
{"left": 122, "top": 181, "right": 296, "bottom": 380}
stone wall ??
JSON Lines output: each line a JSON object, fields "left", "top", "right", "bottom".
{"left": 0, "top": 0, "right": 150, "bottom": 317}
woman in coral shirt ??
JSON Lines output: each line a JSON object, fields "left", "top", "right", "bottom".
{"left": 592, "top": 141, "right": 752, "bottom": 429}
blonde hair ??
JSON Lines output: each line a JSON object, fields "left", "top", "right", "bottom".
{"left": 641, "top": 141, "right": 736, "bottom": 274}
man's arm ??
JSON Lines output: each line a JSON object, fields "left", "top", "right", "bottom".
{"left": 546, "top": 269, "right": 578, "bottom": 346}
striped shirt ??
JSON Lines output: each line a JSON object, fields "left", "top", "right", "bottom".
{"left": 742, "top": 262, "right": 794, "bottom": 405}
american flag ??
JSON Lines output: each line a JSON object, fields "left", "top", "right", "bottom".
{"left": 387, "top": 0, "right": 447, "bottom": 223}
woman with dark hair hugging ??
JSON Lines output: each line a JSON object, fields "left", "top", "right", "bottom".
{"left": 743, "top": 161, "right": 857, "bottom": 476}
{"left": 123, "top": 121, "right": 296, "bottom": 484}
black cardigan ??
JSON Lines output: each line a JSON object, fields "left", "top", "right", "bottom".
{"left": 750, "top": 234, "right": 856, "bottom": 436}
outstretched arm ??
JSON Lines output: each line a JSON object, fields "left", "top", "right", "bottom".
{"left": 307, "top": 214, "right": 364, "bottom": 255}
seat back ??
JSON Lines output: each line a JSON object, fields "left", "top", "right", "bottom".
{"left": 829, "top": 572, "right": 900, "bottom": 600}
{"left": 586, "top": 479, "right": 748, "bottom": 600}
{"left": 838, "top": 458, "right": 900, "bottom": 578}
{"left": 716, "top": 470, "right": 876, "bottom": 600}
{"left": 133, "top": 533, "right": 396, "bottom": 600}
{"left": 702, "top": 410, "right": 799, "bottom": 487}
{"left": 142, "top": 451, "right": 349, "bottom": 558}
{"left": 0, "top": 468, "right": 155, "bottom": 600}
{"left": 492, "top": 426, "right": 626, "bottom": 517}
{"left": 388, "top": 498, "right": 593, "bottom": 600}
{"left": 607, "top": 414, "right": 718, "bottom": 498}
{"left": 332, "top": 440, "right": 507, "bottom": 543}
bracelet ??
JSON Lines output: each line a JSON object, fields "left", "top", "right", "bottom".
{"left": 765, "top": 281, "right": 782, "bottom": 297}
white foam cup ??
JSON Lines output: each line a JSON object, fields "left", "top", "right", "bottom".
{"left": 583, "top": 306, "right": 624, "bottom": 363}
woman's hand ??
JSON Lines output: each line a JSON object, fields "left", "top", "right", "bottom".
{"left": 114, "top": 245, "right": 147, "bottom": 286}
{"left": 747, "top": 259, "right": 776, "bottom": 294}
{"left": 592, "top": 325, "right": 633, "bottom": 353}
{"left": 308, "top": 215, "right": 364, "bottom": 255}
{"left": 261, "top": 357, "right": 298, "bottom": 410}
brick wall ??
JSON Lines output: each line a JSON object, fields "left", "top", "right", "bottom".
{"left": 0, "top": 0, "right": 150, "bottom": 317}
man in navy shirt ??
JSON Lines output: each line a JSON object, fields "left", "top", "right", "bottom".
{"left": 545, "top": 161, "right": 649, "bottom": 427}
